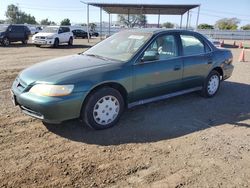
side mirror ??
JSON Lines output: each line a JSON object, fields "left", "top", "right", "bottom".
{"left": 141, "top": 51, "right": 159, "bottom": 62}
{"left": 58, "top": 29, "right": 63, "bottom": 34}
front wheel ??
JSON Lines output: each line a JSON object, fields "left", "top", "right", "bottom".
{"left": 2, "top": 37, "right": 10, "bottom": 46}
{"left": 201, "top": 70, "right": 220, "bottom": 98}
{"left": 68, "top": 37, "right": 73, "bottom": 46}
{"left": 53, "top": 38, "right": 59, "bottom": 48}
{"left": 82, "top": 87, "right": 124, "bottom": 130}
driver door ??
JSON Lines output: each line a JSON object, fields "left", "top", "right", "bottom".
{"left": 132, "top": 33, "right": 183, "bottom": 101}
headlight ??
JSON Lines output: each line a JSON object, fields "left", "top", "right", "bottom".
{"left": 29, "top": 84, "right": 74, "bottom": 97}
{"left": 46, "top": 36, "right": 54, "bottom": 39}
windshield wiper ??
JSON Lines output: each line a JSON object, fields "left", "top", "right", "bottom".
{"left": 84, "top": 54, "right": 111, "bottom": 61}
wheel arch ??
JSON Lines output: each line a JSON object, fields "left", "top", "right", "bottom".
{"left": 212, "top": 66, "right": 223, "bottom": 79}
{"left": 81, "top": 81, "right": 128, "bottom": 112}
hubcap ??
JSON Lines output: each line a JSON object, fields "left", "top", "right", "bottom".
{"left": 207, "top": 75, "right": 219, "bottom": 95}
{"left": 93, "top": 95, "right": 120, "bottom": 125}
{"left": 4, "top": 38, "right": 9, "bottom": 45}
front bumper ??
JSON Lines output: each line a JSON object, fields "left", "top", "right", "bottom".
{"left": 0, "top": 36, "right": 4, "bottom": 43}
{"left": 11, "top": 85, "right": 87, "bottom": 123}
{"left": 32, "top": 38, "right": 55, "bottom": 45}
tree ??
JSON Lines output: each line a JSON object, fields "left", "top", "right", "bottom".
{"left": 197, "top": 23, "right": 214, "bottom": 29}
{"left": 162, "top": 22, "right": 174, "bottom": 28}
{"left": 118, "top": 14, "right": 147, "bottom": 28}
{"left": 5, "top": 4, "right": 37, "bottom": 24}
{"left": 5, "top": 4, "right": 19, "bottom": 23}
{"left": 241, "top": 24, "right": 250, "bottom": 30}
{"left": 61, "top": 18, "right": 71, "bottom": 26}
{"left": 215, "top": 18, "right": 240, "bottom": 30}
{"left": 40, "top": 18, "right": 56, "bottom": 25}
{"left": 0, "top": 20, "right": 5, "bottom": 24}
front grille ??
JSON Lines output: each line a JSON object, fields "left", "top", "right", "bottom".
{"left": 14, "top": 77, "right": 28, "bottom": 92}
{"left": 35, "top": 36, "right": 45, "bottom": 39}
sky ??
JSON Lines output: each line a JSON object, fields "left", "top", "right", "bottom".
{"left": 0, "top": 0, "right": 250, "bottom": 27}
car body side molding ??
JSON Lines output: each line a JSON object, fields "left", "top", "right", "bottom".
{"left": 128, "top": 86, "right": 202, "bottom": 108}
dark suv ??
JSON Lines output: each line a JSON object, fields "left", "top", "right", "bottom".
{"left": 0, "top": 24, "right": 31, "bottom": 46}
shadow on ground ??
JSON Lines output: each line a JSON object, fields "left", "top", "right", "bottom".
{"left": 44, "top": 81, "right": 250, "bottom": 145}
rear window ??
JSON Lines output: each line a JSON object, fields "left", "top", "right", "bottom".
{"left": 180, "top": 35, "right": 205, "bottom": 56}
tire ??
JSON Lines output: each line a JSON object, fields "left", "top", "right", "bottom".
{"left": 201, "top": 70, "right": 221, "bottom": 98}
{"left": 68, "top": 37, "right": 73, "bottom": 46}
{"left": 53, "top": 38, "right": 59, "bottom": 48}
{"left": 2, "top": 37, "right": 10, "bottom": 46}
{"left": 82, "top": 87, "right": 124, "bottom": 130}
{"left": 22, "top": 39, "right": 28, "bottom": 44}
{"left": 35, "top": 44, "right": 41, "bottom": 47}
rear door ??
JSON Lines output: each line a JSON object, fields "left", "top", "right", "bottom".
{"left": 180, "top": 32, "right": 213, "bottom": 89}
{"left": 133, "top": 33, "right": 183, "bottom": 101}
{"left": 8, "top": 26, "right": 24, "bottom": 42}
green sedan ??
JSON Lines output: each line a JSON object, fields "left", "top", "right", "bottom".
{"left": 11, "top": 29, "right": 234, "bottom": 130}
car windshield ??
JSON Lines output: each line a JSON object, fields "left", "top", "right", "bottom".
{"left": 84, "top": 31, "right": 152, "bottom": 62}
{"left": 41, "top": 27, "right": 58, "bottom": 33}
{"left": 0, "top": 25, "right": 8, "bottom": 32}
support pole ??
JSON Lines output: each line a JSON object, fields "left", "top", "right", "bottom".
{"left": 87, "top": 3, "right": 89, "bottom": 43}
{"left": 100, "top": 7, "right": 102, "bottom": 40}
{"left": 108, "top": 13, "right": 111, "bottom": 36}
{"left": 128, "top": 9, "right": 130, "bottom": 28}
{"left": 196, "top": 5, "right": 200, "bottom": 29}
{"left": 157, "top": 11, "right": 161, "bottom": 28}
{"left": 189, "top": 12, "right": 192, "bottom": 28}
{"left": 186, "top": 10, "right": 189, "bottom": 29}
{"left": 180, "top": 15, "right": 183, "bottom": 29}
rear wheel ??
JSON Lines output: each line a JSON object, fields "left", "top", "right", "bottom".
{"left": 2, "top": 37, "right": 10, "bottom": 46}
{"left": 82, "top": 87, "right": 124, "bottom": 130}
{"left": 22, "top": 39, "right": 28, "bottom": 44}
{"left": 201, "top": 70, "right": 220, "bottom": 98}
{"left": 53, "top": 38, "right": 59, "bottom": 48}
{"left": 35, "top": 44, "right": 41, "bottom": 47}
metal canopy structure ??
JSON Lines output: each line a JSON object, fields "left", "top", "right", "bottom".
{"left": 81, "top": 2, "right": 201, "bottom": 42}
{"left": 88, "top": 3, "right": 199, "bottom": 15}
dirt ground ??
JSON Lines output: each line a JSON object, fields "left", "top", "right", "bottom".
{"left": 0, "top": 39, "right": 250, "bottom": 188}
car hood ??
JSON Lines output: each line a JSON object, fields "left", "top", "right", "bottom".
{"left": 19, "top": 54, "right": 115, "bottom": 85}
{"left": 33, "top": 32, "right": 55, "bottom": 37}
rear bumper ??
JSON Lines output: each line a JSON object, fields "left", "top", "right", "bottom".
{"left": 222, "top": 64, "right": 234, "bottom": 80}
{"left": 12, "top": 87, "right": 87, "bottom": 123}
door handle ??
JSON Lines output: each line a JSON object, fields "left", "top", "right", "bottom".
{"left": 173, "top": 65, "right": 181, "bottom": 71}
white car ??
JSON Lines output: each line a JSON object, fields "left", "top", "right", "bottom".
{"left": 32, "top": 26, "right": 73, "bottom": 47}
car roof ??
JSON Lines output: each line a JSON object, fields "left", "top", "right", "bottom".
{"left": 9, "top": 24, "right": 28, "bottom": 27}
{"left": 127, "top": 28, "right": 198, "bottom": 35}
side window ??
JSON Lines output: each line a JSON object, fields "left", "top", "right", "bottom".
{"left": 61, "top": 27, "right": 70, "bottom": 33}
{"left": 143, "top": 34, "right": 178, "bottom": 61}
{"left": 180, "top": 35, "right": 205, "bottom": 56}
{"left": 58, "top": 27, "right": 63, "bottom": 34}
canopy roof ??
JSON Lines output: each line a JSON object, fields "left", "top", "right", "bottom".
{"left": 87, "top": 3, "right": 199, "bottom": 15}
